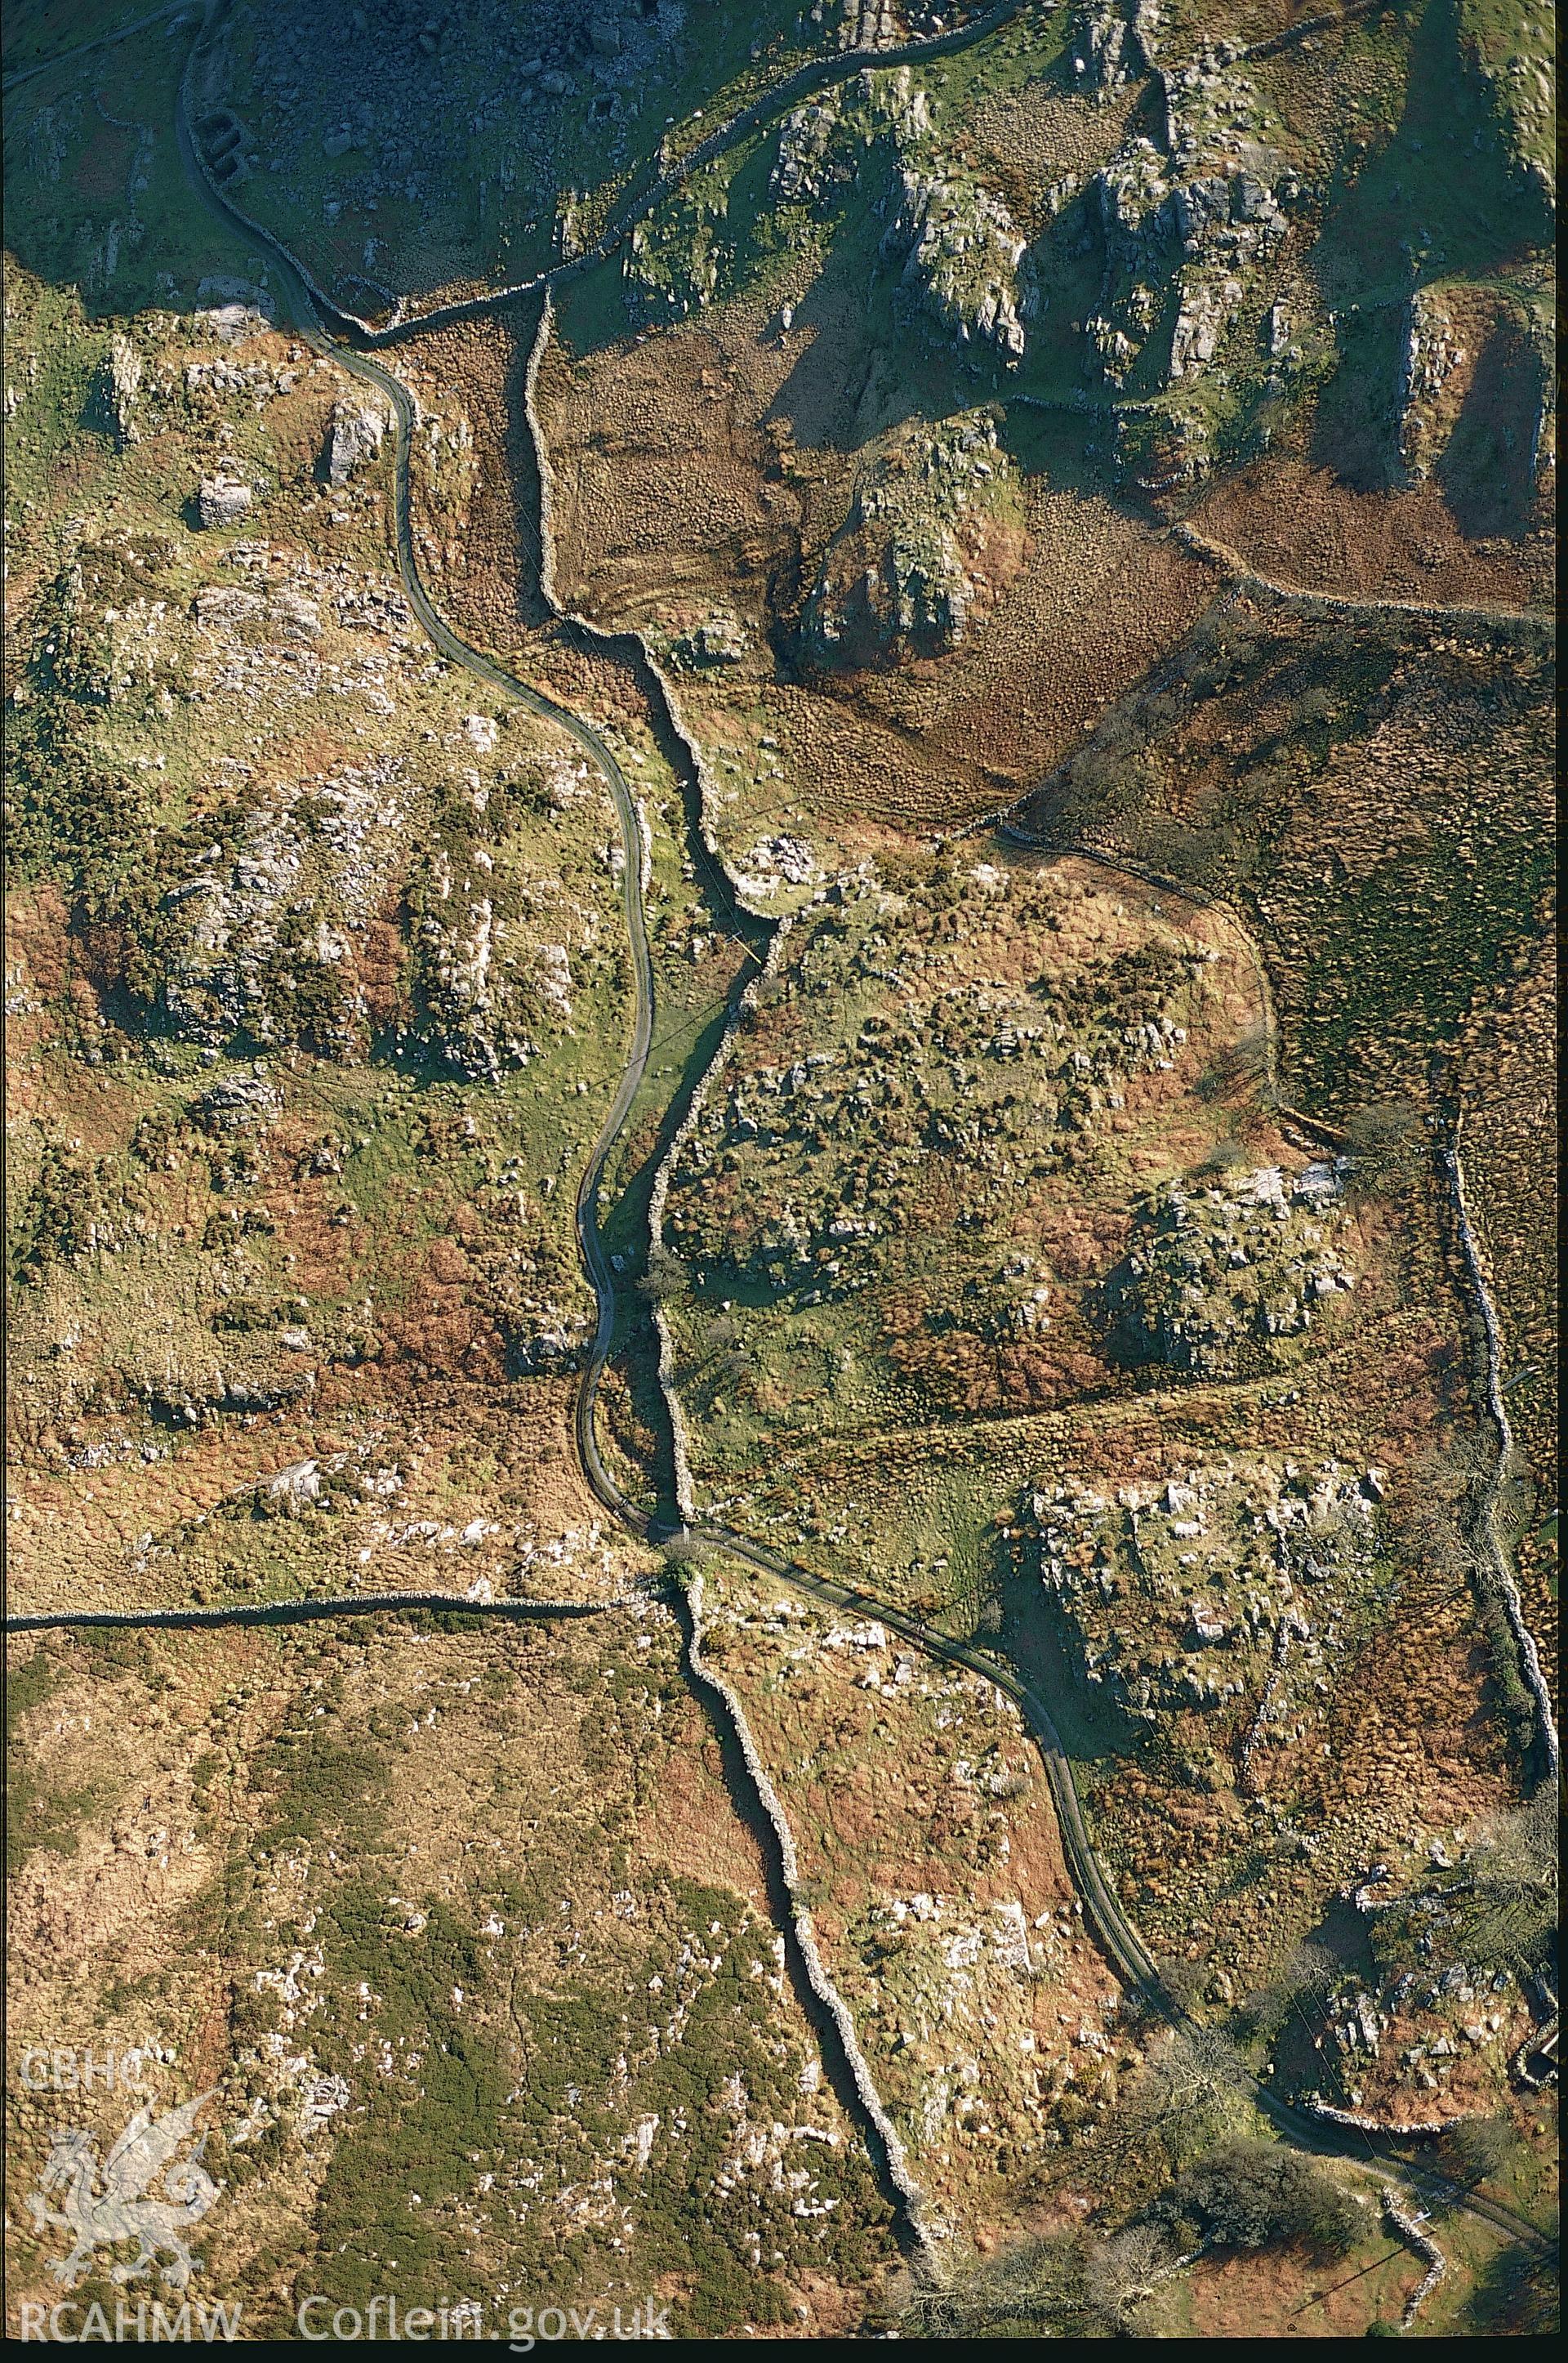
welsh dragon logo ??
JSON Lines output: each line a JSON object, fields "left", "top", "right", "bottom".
{"left": 28, "top": 2091, "right": 222, "bottom": 2291}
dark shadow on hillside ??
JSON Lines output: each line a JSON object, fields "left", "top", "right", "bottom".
{"left": 1263, "top": 1891, "right": 1378, "bottom": 2102}
{"left": 2, "top": 0, "right": 773, "bottom": 326}
{"left": 990, "top": 1521, "right": 1144, "bottom": 1771}
{"left": 1308, "top": 305, "right": 1406, "bottom": 493}
{"left": 1308, "top": 0, "right": 1555, "bottom": 314}
{"left": 1303, "top": 0, "right": 1553, "bottom": 493}
{"left": 760, "top": 187, "right": 1015, "bottom": 461}
{"left": 1437, "top": 308, "right": 1548, "bottom": 542}
{"left": 500, "top": 294, "right": 555, "bottom": 634}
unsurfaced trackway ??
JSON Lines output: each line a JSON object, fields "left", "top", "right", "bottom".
{"left": 5, "top": 0, "right": 1553, "bottom": 2269}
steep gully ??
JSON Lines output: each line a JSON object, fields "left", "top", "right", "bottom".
{"left": 8, "top": 0, "right": 1553, "bottom": 2266}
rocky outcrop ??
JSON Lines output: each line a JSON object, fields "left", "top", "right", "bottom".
{"left": 884, "top": 164, "right": 1038, "bottom": 365}
{"left": 196, "top": 473, "right": 253, "bottom": 527}
{"left": 1396, "top": 288, "right": 1467, "bottom": 482}
{"left": 1068, "top": 23, "right": 1299, "bottom": 427}
{"left": 190, "top": 1070, "right": 281, "bottom": 1135}
{"left": 406, "top": 847, "right": 543, "bottom": 1082}
{"left": 1168, "top": 270, "right": 1245, "bottom": 381}
{"left": 326, "top": 394, "right": 390, "bottom": 485}
{"left": 1019, "top": 1456, "right": 1382, "bottom": 1728}
{"left": 1106, "top": 1163, "right": 1353, "bottom": 1378}
{"left": 838, "top": 0, "right": 902, "bottom": 49}
{"left": 771, "top": 91, "right": 849, "bottom": 208}
{"left": 1070, "top": 1, "right": 1147, "bottom": 95}
{"left": 669, "top": 609, "right": 750, "bottom": 669}
{"left": 1156, "top": 39, "right": 1267, "bottom": 174}
{"left": 154, "top": 763, "right": 415, "bottom": 1054}
{"left": 192, "top": 301, "right": 274, "bottom": 345}
{"left": 773, "top": 65, "right": 933, "bottom": 212}
{"left": 99, "top": 336, "right": 142, "bottom": 448}
{"left": 800, "top": 410, "right": 1022, "bottom": 667}
{"left": 730, "top": 833, "right": 818, "bottom": 900}
{"left": 1129, "top": 0, "right": 1163, "bottom": 67}
{"left": 1087, "top": 143, "right": 1288, "bottom": 393}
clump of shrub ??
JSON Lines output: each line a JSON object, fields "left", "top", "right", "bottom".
{"left": 1152, "top": 2135, "right": 1359, "bottom": 2258}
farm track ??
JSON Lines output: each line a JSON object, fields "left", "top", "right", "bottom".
{"left": 4, "top": 0, "right": 1555, "bottom": 2276}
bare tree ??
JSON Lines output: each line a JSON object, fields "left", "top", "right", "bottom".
{"left": 1343, "top": 1098, "right": 1424, "bottom": 1200}
{"left": 1450, "top": 1790, "right": 1558, "bottom": 1977}
{"left": 1082, "top": 2220, "right": 1189, "bottom": 2333}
